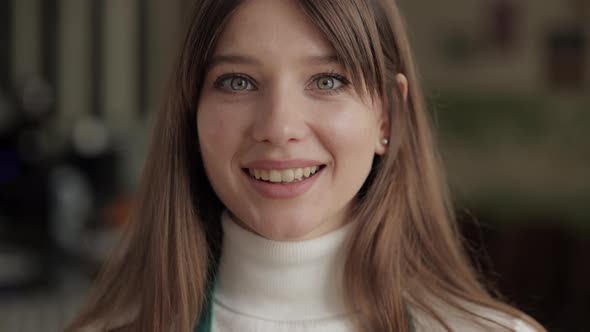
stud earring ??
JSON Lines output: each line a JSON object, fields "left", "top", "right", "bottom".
{"left": 382, "top": 138, "right": 389, "bottom": 145}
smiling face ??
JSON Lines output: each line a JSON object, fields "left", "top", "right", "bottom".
{"left": 197, "top": 0, "right": 387, "bottom": 241}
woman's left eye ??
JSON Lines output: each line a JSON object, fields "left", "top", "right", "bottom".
{"left": 316, "top": 76, "right": 341, "bottom": 90}
{"left": 310, "top": 74, "right": 349, "bottom": 94}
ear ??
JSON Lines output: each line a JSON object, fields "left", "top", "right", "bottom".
{"left": 374, "top": 73, "right": 409, "bottom": 155}
{"left": 396, "top": 73, "right": 409, "bottom": 102}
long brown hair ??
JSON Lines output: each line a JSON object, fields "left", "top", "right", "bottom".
{"left": 67, "top": 1, "right": 544, "bottom": 331}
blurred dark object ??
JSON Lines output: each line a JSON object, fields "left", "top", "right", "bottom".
{"left": 461, "top": 213, "right": 590, "bottom": 332}
{"left": 490, "top": 0, "right": 520, "bottom": 51}
{"left": 0, "top": 94, "right": 53, "bottom": 291}
{"left": 546, "top": 27, "right": 587, "bottom": 90}
{"left": 0, "top": 164, "right": 50, "bottom": 291}
{"left": 0, "top": 87, "right": 121, "bottom": 290}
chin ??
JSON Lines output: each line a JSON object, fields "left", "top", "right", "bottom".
{"left": 247, "top": 211, "right": 326, "bottom": 241}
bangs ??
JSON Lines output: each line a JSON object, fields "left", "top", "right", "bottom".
{"left": 299, "top": 0, "right": 386, "bottom": 99}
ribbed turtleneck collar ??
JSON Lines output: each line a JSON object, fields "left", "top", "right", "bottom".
{"left": 214, "top": 211, "right": 355, "bottom": 321}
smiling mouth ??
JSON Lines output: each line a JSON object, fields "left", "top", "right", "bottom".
{"left": 243, "top": 165, "right": 326, "bottom": 183}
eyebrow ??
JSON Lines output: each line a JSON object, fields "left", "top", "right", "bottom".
{"left": 208, "top": 54, "right": 341, "bottom": 68}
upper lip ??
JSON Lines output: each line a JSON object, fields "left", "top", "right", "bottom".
{"left": 242, "top": 159, "right": 326, "bottom": 169}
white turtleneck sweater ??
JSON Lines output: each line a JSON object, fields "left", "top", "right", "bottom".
{"left": 212, "top": 212, "right": 357, "bottom": 331}
{"left": 210, "top": 212, "right": 539, "bottom": 332}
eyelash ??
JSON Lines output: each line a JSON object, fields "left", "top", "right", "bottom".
{"left": 213, "top": 73, "right": 257, "bottom": 91}
{"left": 212, "top": 71, "right": 351, "bottom": 95}
{"left": 308, "top": 72, "right": 351, "bottom": 95}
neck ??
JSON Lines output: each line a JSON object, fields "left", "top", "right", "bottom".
{"left": 214, "top": 211, "right": 355, "bottom": 321}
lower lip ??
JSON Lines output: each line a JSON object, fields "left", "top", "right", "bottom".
{"left": 243, "top": 168, "right": 324, "bottom": 199}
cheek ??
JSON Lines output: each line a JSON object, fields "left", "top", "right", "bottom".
{"left": 315, "top": 104, "right": 378, "bottom": 157}
{"left": 198, "top": 107, "right": 226, "bottom": 153}
{"left": 197, "top": 109, "right": 236, "bottom": 180}
{"left": 197, "top": 101, "right": 248, "bottom": 163}
{"left": 312, "top": 103, "right": 379, "bottom": 194}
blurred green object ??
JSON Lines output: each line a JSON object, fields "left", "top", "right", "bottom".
{"left": 430, "top": 94, "right": 590, "bottom": 230}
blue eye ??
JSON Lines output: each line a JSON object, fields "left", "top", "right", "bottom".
{"left": 216, "top": 75, "right": 256, "bottom": 91}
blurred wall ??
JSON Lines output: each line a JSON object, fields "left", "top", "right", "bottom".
{"left": 399, "top": 0, "right": 590, "bottom": 93}
{"left": 399, "top": 0, "right": 590, "bottom": 230}
{"left": 7, "top": 0, "right": 189, "bottom": 143}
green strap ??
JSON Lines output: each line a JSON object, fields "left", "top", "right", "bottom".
{"left": 194, "top": 260, "right": 217, "bottom": 332}
{"left": 194, "top": 297, "right": 213, "bottom": 332}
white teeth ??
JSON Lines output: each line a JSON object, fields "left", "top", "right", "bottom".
{"left": 269, "top": 170, "right": 281, "bottom": 183}
{"left": 283, "top": 169, "right": 294, "bottom": 182}
{"left": 294, "top": 168, "right": 303, "bottom": 180}
{"left": 247, "top": 166, "right": 322, "bottom": 183}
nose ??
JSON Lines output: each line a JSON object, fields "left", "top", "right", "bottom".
{"left": 251, "top": 87, "right": 308, "bottom": 146}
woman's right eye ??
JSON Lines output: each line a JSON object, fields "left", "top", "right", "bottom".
{"left": 214, "top": 75, "right": 256, "bottom": 92}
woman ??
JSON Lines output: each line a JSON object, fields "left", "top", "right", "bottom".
{"left": 68, "top": 0, "right": 545, "bottom": 331}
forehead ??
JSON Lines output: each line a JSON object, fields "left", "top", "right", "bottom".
{"left": 213, "top": 0, "right": 335, "bottom": 60}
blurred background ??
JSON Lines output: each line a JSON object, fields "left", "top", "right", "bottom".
{"left": 0, "top": 0, "right": 587, "bottom": 331}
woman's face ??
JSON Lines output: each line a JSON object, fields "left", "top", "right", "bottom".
{"left": 197, "top": 0, "right": 387, "bottom": 241}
